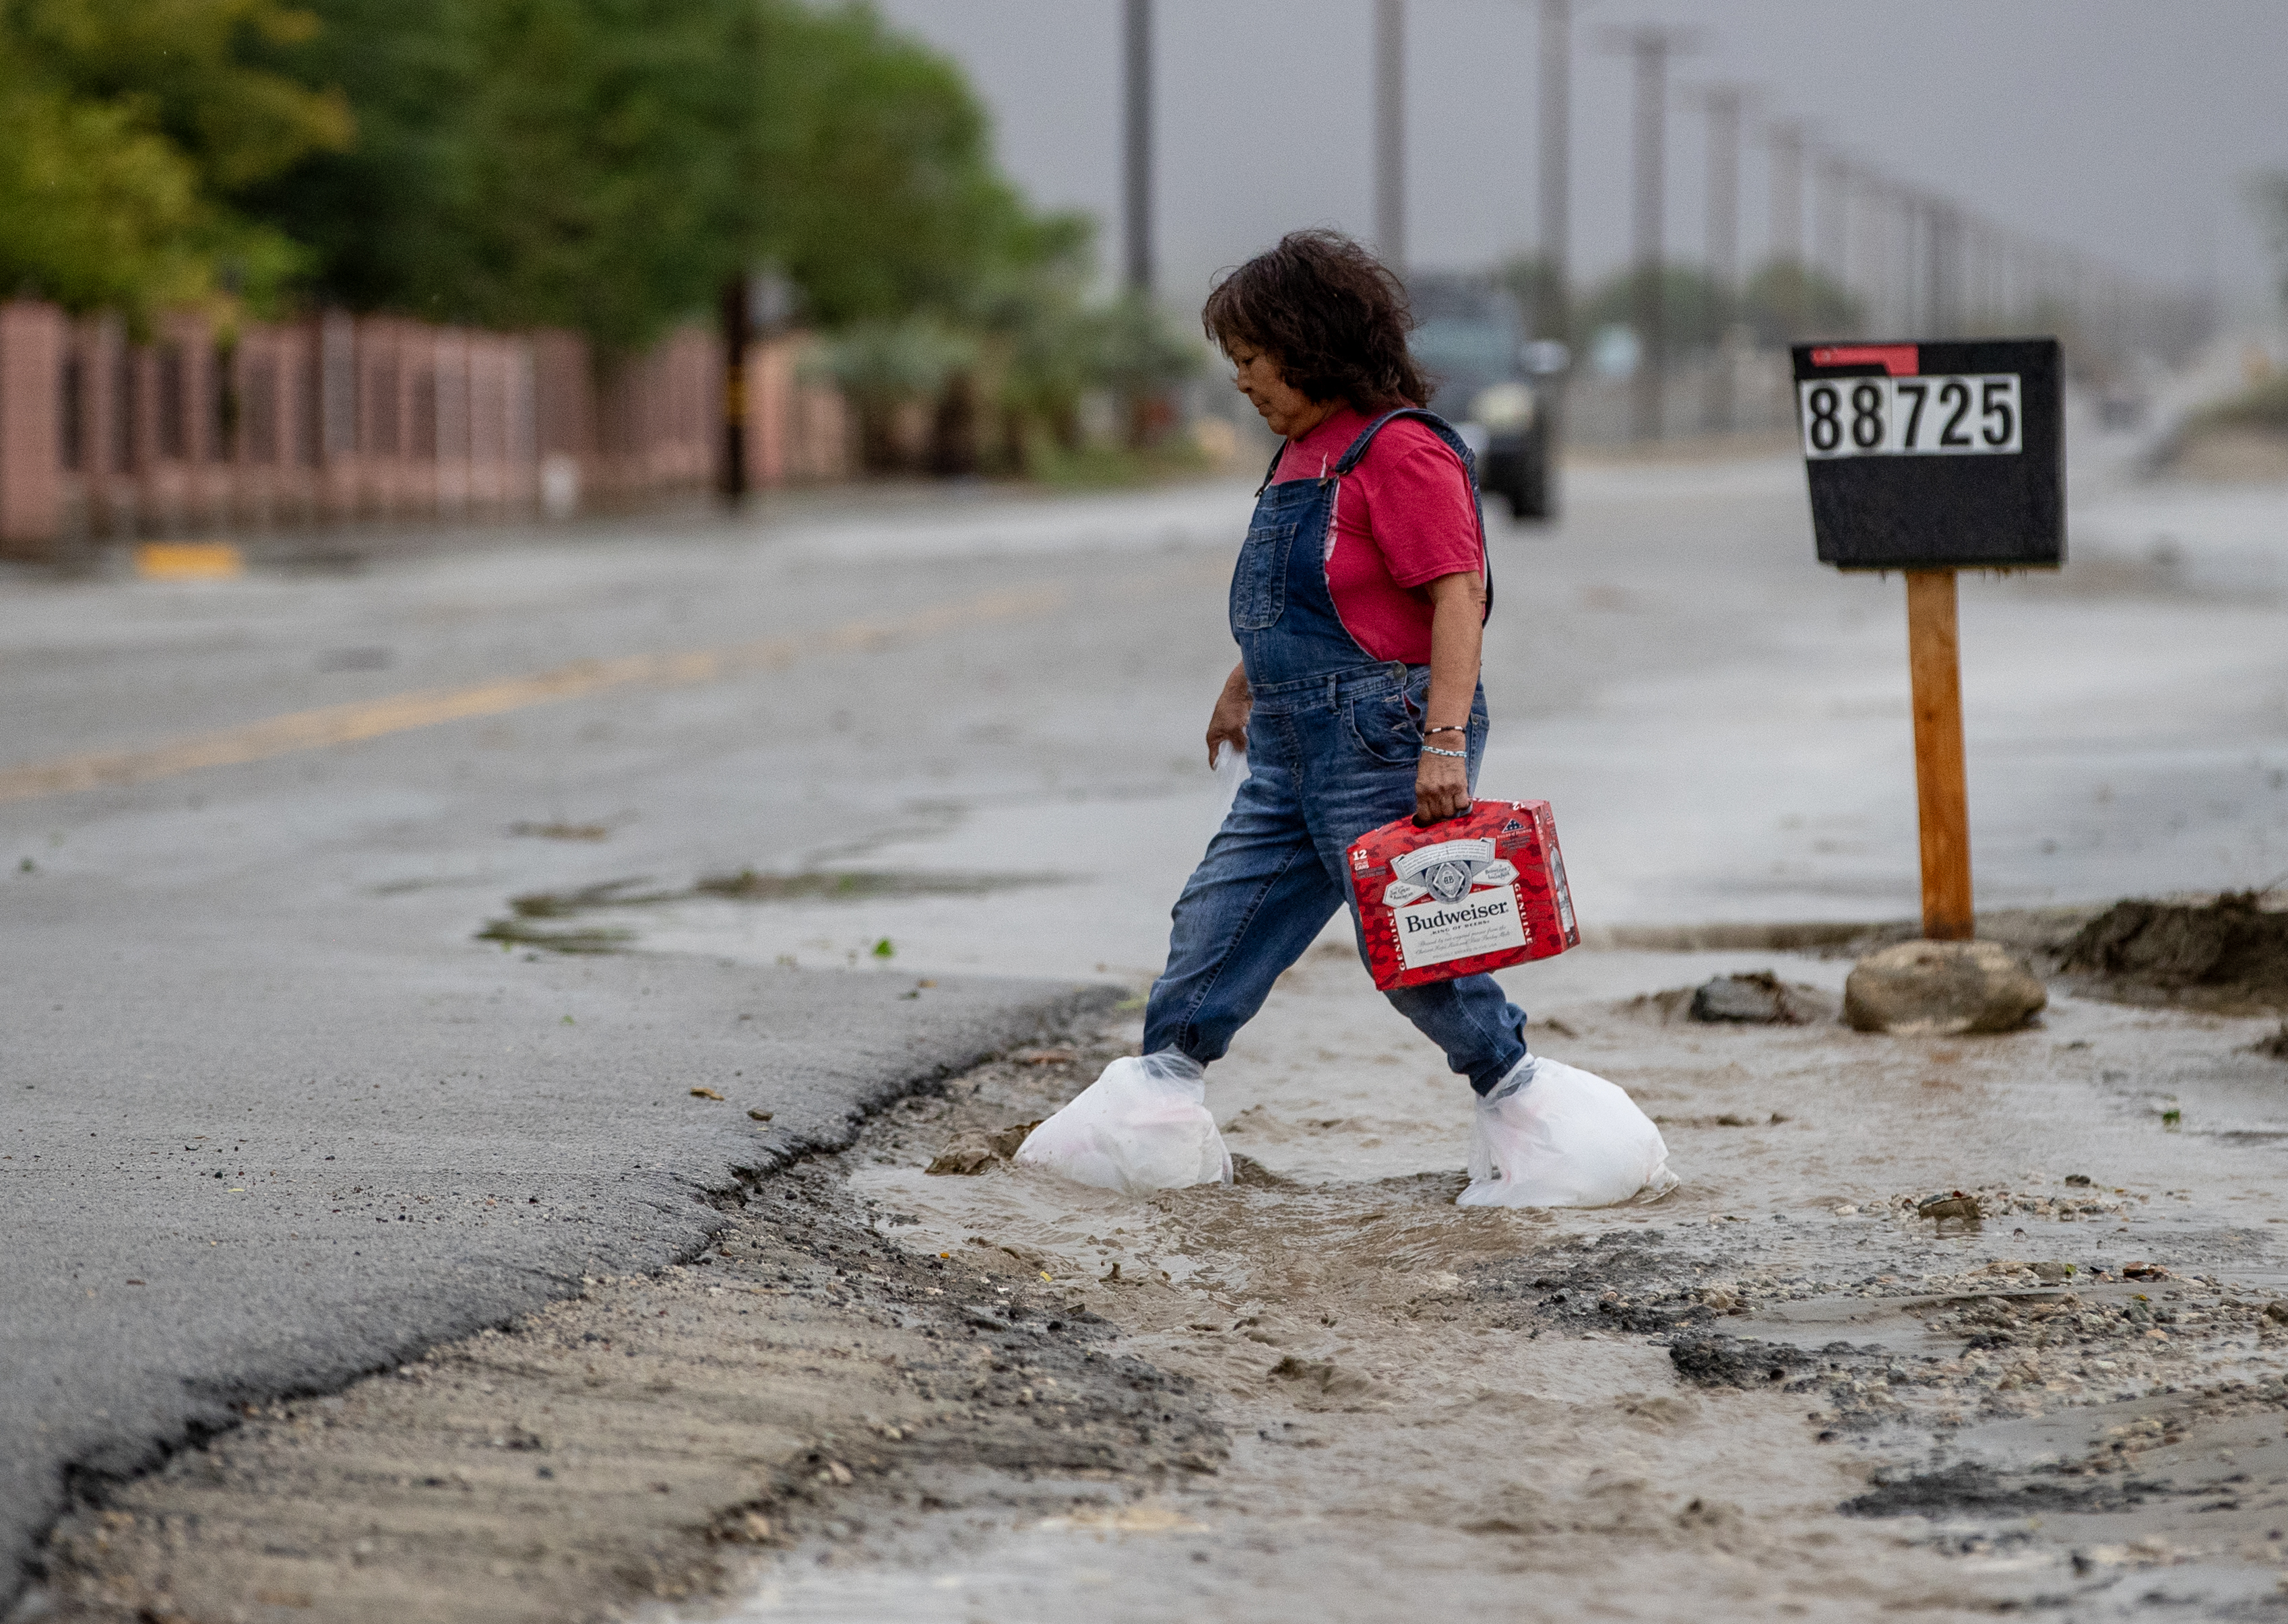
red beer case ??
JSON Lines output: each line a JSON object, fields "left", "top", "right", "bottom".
{"left": 1347, "top": 800, "right": 1579, "bottom": 992}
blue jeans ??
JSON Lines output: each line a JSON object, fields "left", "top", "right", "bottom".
{"left": 1142, "top": 662, "right": 1530, "bottom": 1095}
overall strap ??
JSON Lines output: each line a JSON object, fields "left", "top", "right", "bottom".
{"left": 1331, "top": 406, "right": 1475, "bottom": 476}
{"left": 1252, "top": 441, "right": 1288, "bottom": 496}
{"left": 1325, "top": 406, "right": 1494, "bottom": 622}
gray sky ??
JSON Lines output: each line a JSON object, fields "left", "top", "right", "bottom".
{"left": 873, "top": 0, "right": 2288, "bottom": 319}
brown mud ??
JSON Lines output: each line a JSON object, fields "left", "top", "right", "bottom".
{"left": 2062, "top": 894, "right": 2288, "bottom": 1014}
{"left": 720, "top": 946, "right": 2288, "bottom": 1621}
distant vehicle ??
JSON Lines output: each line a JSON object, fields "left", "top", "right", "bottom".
{"left": 1407, "top": 273, "right": 1566, "bottom": 521}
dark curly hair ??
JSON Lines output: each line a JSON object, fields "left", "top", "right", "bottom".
{"left": 1201, "top": 230, "right": 1428, "bottom": 412}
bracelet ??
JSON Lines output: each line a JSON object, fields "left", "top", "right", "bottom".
{"left": 1421, "top": 744, "right": 1468, "bottom": 759}
{"left": 1424, "top": 725, "right": 1467, "bottom": 736}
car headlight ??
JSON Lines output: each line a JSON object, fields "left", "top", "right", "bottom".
{"left": 1469, "top": 383, "right": 1535, "bottom": 433}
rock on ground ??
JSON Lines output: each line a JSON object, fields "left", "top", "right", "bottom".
{"left": 1843, "top": 940, "right": 2047, "bottom": 1035}
{"left": 1688, "top": 971, "right": 1837, "bottom": 1026}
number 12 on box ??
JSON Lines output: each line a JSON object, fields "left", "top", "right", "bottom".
{"left": 1798, "top": 375, "right": 2022, "bottom": 460}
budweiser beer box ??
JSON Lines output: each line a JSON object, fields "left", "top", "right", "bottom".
{"left": 1347, "top": 800, "right": 1578, "bottom": 992}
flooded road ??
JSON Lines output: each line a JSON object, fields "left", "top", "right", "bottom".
{"left": 716, "top": 944, "right": 2288, "bottom": 1621}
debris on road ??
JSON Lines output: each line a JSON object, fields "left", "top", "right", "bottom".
{"left": 470, "top": 870, "right": 1058, "bottom": 956}
{"left": 474, "top": 917, "right": 635, "bottom": 954}
{"left": 1687, "top": 971, "right": 1833, "bottom": 1025}
{"left": 508, "top": 821, "right": 613, "bottom": 841}
{"left": 38, "top": 975, "right": 2288, "bottom": 1621}
{"left": 926, "top": 1134, "right": 997, "bottom": 1176}
{"left": 1915, "top": 1191, "right": 1983, "bottom": 1222}
{"left": 926, "top": 1118, "right": 1043, "bottom": 1175}
{"left": 1843, "top": 939, "right": 2047, "bottom": 1035}
{"left": 2062, "top": 892, "right": 2288, "bottom": 1011}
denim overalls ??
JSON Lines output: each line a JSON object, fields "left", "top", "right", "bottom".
{"left": 1141, "top": 408, "right": 1531, "bottom": 1095}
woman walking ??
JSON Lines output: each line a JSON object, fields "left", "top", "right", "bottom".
{"left": 1145, "top": 230, "right": 1533, "bottom": 1107}
{"left": 1019, "top": 230, "right": 1669, "bottom": 1205}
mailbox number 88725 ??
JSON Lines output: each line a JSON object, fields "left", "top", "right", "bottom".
{"left": 1798, "top": 374, "right": 2022, "bottom": 459}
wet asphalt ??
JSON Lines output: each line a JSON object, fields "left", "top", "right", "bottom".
{"left": 0, "top": 485, "right": 1257, "bottom": 1605}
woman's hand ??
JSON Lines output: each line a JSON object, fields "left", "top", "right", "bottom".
{"left": 1413, "top": 748, "right": 1470, "bottom": 826}
{"left": 1206, "top": 662, "right": 1252, "bottom": 768}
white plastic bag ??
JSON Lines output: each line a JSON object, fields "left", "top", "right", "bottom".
{"left": 1014, "top": 1051, "right": 1233, "bottom": 1196}
{"left": 1457, "top": 1057, "right": 1677, "bottom": 1208}
{"left": 1213, "top": 746, "right": 1249, "bottom": 809}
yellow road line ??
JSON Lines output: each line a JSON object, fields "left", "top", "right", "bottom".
{"left": 0, "top": 583, "right": 1071, "bottom": 806}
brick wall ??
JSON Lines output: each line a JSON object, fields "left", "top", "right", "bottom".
{"left": 0, "top": 301, "right": 855, "bottom": 559}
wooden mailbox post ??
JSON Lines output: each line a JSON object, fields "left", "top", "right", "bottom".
{"left": 1791, "top": 338, "right": 2064, "bottom": 942}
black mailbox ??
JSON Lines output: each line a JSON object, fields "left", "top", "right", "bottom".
{"left": 1791, "top": 337, "right": 2063, "bottom": 571}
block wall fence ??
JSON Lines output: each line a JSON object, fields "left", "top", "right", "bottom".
{"left": 0, "top": 300, "right": 852, "bottom": 558}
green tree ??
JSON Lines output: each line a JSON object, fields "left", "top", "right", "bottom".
{"left": 1740, "top": 260, "right": 1863, "bottom": 346}
{"left": 821, "top": 315, "right": 975, "bottom": 471}
{"left": 1573, "top": 263, "right": 1734, "bottom": 359}
{"left": 0, "top": 53, "right": 205, "bottom": 315}
{"left": 755, "top": 1, "right": 1048, "bottom": 328}
{"left": 250, "top": 0, "right": 1083, "bottom": 353}
{"left": 0, "top": 0, "right": 349, "bottom": 319}
{"left": 11, "top": 0, "right": 352, "bottom": 193}
{"left": 1496, "top": 252, "right": 1567, "bottom": 341}
{"left": 245, "top": 0, "right": 755, "bottom": 350}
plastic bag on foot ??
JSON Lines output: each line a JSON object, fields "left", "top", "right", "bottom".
{"left": 1013, "top": 1052, "right": 1232, "bottom": 1196}
{"left": 1458, "top": 1057, "right": 1676, "bottom": 1208}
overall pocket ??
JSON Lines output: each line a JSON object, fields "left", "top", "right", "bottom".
{"left": 1344, "top": 680, "right": 1425, "bottom": 767}
{"left": 1230, "top": 520, "right": 1298, "bottom": 630}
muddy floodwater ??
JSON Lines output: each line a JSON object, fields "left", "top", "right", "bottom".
{"left": 715, "top": 945, "right": 2288, "bottom": 1622}
{"left": 30, "top": 942, "right": 2288, "bottom": 1623}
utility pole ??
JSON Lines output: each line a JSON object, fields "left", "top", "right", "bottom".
{"left": 1374, "top": 0, "right": 1405, "bottom": 272}
{"left": 1606, "top": 24, "right": 1694, "bottom": 441}
{"left": 1857, "top": 169, "right": 1892, "bottom": 335}
{"left": 1122, "top": 0, "right": 1153, "bottom": 294}
{"left": 1535, "top": 0, "right": 1571, "bottom": 340}
{"left": 1767, "top": 120, "right": 1804, "bottom": 271}
{"left": 1816, "top": 149, "right": 1849, "bottom": 297}
{"left": 1698, "top": 84, "right": 1745, "bottom": 431}
{"left": 717, "top": 275, "right": 750, "bottom": 502}
{"left": 1926, "top": 197, "right": 1959, "bottom": 338}
{"left": 1630, "top": 32, "right": 1669, "bottom": 441}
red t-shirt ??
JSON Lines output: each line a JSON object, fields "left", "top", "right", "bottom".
{"left": 1270, "top": 405, "right": 1482, "bottom": 663}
